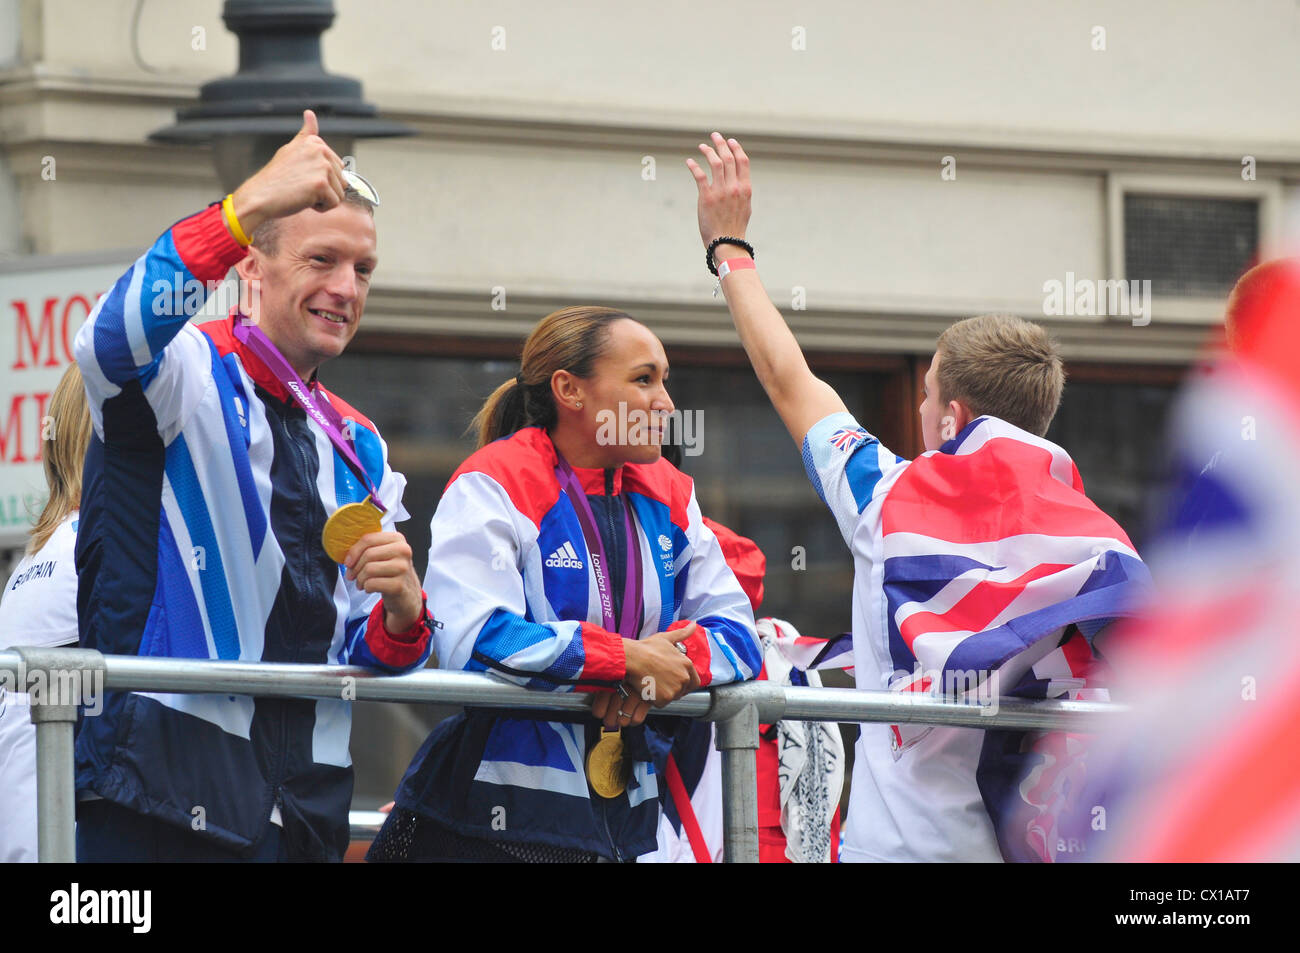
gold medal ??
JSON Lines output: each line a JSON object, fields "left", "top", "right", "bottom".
{"left": 322, "top": 495, "right": 384, "bottom": 564}
{"left": 586, "top": 727, "right": 629, "bottom": 799}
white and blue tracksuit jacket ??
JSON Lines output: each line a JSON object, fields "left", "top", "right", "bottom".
{"left": 393, "top": 427, "right": 761, "bottom": 860}
{"left": 72, "top": 204, "right": 434, "bottom": 860}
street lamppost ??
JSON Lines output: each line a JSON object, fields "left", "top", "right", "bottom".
{"left": 151, "top": 0, "right": 410, "bottom": 192}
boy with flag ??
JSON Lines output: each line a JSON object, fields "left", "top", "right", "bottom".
{"left": 685, "top": 133, "right": 1150, "bottom": 862}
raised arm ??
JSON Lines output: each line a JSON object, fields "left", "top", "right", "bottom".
{"left": 74, "top": 110, "right": 349, "bottom": 438}
{"left": 686, "top": 133, "right": 848, "bottom": 448}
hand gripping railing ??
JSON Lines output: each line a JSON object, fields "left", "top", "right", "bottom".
{"left": 0, "top": 648, "right": 1122, "bottom": 863}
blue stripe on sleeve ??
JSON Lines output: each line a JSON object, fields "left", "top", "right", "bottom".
{"left": 844, "top": 440, "right": 885, "bottom": 514}
{"left": 801, "top": 437, "right": 828, "bottom": 505}
{"left": 92, "top": 257, "right": 146, "bottom": 385}
{"left": 700, "top": 615, "right": 761, "bottom": 678}
{"left": 474, "top": 608, "right": 565, "bottom": 674}
{"left": 141, "top": 232, "right": 196, "bottom": 356}
{"left": 543, "top": 626, "right": 584, "bottom": 682}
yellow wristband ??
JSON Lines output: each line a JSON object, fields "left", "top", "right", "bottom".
{"left": 222, "top": 194, "right": 252, "bottom": 247}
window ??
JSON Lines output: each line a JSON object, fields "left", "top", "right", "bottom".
{"left": 1123, "top": 193, "right": 1258, "bottom": 298}
{"left": 1106, "top": 173, "right": 1280, "bottom": 322}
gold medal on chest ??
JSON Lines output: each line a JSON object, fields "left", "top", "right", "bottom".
{"left": 321, "top": 495, "right": 384, "bottom": 564}
{"left": 586, "top": 727, "right": 629, "bottom": 799}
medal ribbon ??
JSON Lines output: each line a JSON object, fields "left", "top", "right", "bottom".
{"left": 555, "top": 457, "right": 642, "bottom": 639}
{"left": 233, "top": 315, "right": 386, "bottom": 514}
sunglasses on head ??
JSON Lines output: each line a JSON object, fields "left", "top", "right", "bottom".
{"left": 342, "top": 169, "right": 381, "bottom": 207}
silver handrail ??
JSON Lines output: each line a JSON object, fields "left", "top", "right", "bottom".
{"left": 0, "top": 648, "right": 1123, "bottom": 863}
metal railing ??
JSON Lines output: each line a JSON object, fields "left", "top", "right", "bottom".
{"left": 0, "top": 646, "right": 1123, "bottom": 863}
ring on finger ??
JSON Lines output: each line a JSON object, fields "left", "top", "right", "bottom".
{"left": 618, "top": 710, "right": 632, "bottom": 719}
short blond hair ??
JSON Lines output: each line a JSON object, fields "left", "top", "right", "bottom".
{"left": 936, "top": 314, "right": 1064, "bottom": 437}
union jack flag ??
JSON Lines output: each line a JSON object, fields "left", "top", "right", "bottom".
{"left": 879, "top": 416, "right": 1152, "bottom": 861}
{"left": 880, "top": 418, "right": 1149, "bottom": 694}
{"left": 829, "top": 427, "right": 871, "bottom": 453}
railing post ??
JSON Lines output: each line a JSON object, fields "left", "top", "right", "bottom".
{"left": 715, "top": 700, "right": 760, "bottom": 863}
{"left": 31, "top": 698, "right": 78, "bottom": 862}
{"left": 17, "top": 647, "right": 106, "bottom": 864}
{"left": 710, "top": 682, "right": 785, "bottom": 864}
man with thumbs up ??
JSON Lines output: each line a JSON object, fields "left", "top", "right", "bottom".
{"left": 72, "top": 111, "right": 433, "bottom": 862}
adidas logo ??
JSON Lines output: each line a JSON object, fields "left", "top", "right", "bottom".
{"left": 544, "top": 541, "right": 584, "bottom": 570}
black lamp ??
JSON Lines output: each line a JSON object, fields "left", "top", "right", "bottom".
{"left": 150, "top": 0, "right": 410, "bottom": 192}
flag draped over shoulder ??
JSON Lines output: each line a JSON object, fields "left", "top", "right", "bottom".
{"left": 879, "top": 416, "right": 1152, "bottom": 862}
{"left": 879, "top": 417, "right": 1149, "bottom": 697}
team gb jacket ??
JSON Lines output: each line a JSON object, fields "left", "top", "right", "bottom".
{"left": 72, "top": 204, "right": 433, "bottom": 860}
{"left": 393, "top": 427, "right": 761, "bottom": 860}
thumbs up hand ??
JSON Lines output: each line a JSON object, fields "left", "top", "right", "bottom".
{"left": 229, "top": 110, "right": 348, "bottom": 241}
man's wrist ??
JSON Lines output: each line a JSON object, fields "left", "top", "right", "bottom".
{"left": 382, "top": 594, "right": 425, "bottom": 635}
{"left": 229, "top": 185, "right": 268, "bottom": 242}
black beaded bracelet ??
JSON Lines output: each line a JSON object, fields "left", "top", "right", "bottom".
{"left": 706, "top": 236, "right": 754, "bottom": 276}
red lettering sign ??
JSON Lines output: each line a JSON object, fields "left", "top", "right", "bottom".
{"left": 12, "top": 297, "right": 63, "bottom": 370}
{"left": 0, "top": 393, "right": 26, "bottom": 463}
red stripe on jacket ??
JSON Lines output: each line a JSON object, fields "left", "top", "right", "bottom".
{"left": 172, "top": 204, "right": 248, "bottom": 282}
{"left": 363, "top": 592, "right": 433, "bottom": 669}
{"left": 578, "top": 622, "right": 626, "bottom": 683}
{"left": 449, "top": 426, "right": 695, "bottom": 533}
{"left": 668, "top": 618, "right": 713, "bottom": 688}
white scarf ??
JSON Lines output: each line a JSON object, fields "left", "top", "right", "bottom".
{"left": 758, "top": 617, "right": 846, "bottom": 864}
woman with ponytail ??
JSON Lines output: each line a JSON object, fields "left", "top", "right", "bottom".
{"left": 369, "top": 306, "right": 761, "bottom": 862}
{"left": 0, "top": 363, "right": 93, "bottom": 861}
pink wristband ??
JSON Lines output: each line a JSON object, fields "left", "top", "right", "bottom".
{"left": 717, "top": 258, "right": 757, "bottom": 280}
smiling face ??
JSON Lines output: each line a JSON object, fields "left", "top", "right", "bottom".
{"left": 558, "top": 319, "right": 675, "bottom": 467}
{"left": 237, "top": 203, "right": 377, "bottom": 378}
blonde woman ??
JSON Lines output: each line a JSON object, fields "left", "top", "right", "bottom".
{"left": 0, "top": 363, "right": 93, "bottom": 862}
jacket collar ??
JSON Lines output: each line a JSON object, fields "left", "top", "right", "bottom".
{"left": 205, "top": 310, "right": 320, "bottom": 405}
{"left": 535, "top": 427, "right": 625, "bottom": 494}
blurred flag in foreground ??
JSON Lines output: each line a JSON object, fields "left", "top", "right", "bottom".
{"left": 1100, "top": 259, "right": 1300, "bottom": 862}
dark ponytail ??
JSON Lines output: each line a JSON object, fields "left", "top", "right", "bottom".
{"left": 471, "top": 306, "right": 632, "bottom": 448}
